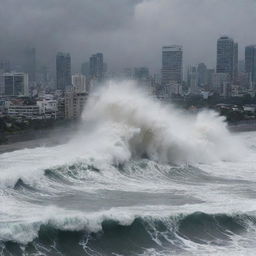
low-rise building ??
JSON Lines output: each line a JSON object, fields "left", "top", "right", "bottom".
{"left": 244, "top": 105, "right": 256, "bottom": 113}
{"left": 37, "top": 99, "right": 57, "bottom": 118}
{"left": 7, "top": 105, "right": 39, "bottom": 118}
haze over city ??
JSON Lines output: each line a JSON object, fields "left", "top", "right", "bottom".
{"left": 1, "top": 0, "right": 256, "bottom": 72}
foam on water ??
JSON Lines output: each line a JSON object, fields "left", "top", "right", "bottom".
{"left": 82, "top": 80, "right": 247, "bottom": 164}
{"left": 0, "top": 80, "right": 248, "bottom": 188}
{"left": 1, "top": 80, "right": 256, "bottom": 255}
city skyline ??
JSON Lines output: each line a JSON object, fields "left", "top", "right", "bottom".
{"left": 2, "top": 36, "right": 256, "bottom": 78}
{"left": 0, "top": 0, "right": 256, "bottom": 72}
{"left": 1, "top": 35, "right": 256, "bottom": 99}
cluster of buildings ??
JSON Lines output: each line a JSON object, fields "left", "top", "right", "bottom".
{"left": 1, "top": 36, "right": 256, "bottom": 124}
{"left": 159, "top": 36, "right": 256, "bottom": 99}
{"left": 0, "top": 71, "right": 88, "bottom": 122}
{"left": 0, "top": 50, "right": 106, "bottom": 122}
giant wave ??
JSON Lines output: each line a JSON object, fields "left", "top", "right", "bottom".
{"left": 1, "top": 81, "right": 256, "bottom": 256}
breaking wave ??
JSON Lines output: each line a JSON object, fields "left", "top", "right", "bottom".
{"left": 1, "top": 80, "right": 255, "bottom": 256}
{"left": 1, "top": 212, "right": 255, "bottom": 256}
{"left": 81, "top": 81, "right": 245, "bottom": 165}
{"left": 0, "top": 81, "right": 247, "bottom": 189}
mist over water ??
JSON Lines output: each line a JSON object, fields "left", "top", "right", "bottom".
{"left": 1, "top": 81, "right": 256, "bottom": 256}
{"left": 82, "top": 80, "right": 245, "bottom": 164}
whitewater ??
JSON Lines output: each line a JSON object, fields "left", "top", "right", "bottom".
{"left": 1, "top": 80, "right": 256, "bottom": 256}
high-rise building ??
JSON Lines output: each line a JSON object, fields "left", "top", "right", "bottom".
{"left": 81, "top": 62, "right": 90, "bottom": 76}
{"left": 187, "top": 66, "right": 200, "bottom": 95}
{"left": 197, "top": 63, "right": 207, "bottom": 87}
{"left": 245, "top": 45, "right": 256, "bottom": 88}
{"left": 0, "top": 72, "right": 29, "bottom": 96}
{"left": 72, "top": 73, "right": 87, "bottom": 92}
{"left": 56, "top": 52, "right": 71, "bottom": 91}
{"left": 216, "top": 36, "right": 238, "bottom": 83}
{"left": 161, "top": 45, "right": 183, "bottom": 85}
{"left": 24, "top": 47, "right": 36, "bottom": 85}
{"left": 233, "top": 42, "right": 238, "bottom": 83}
{"left": 213, "top": 73, "right": 230, "bottom": 93}
{"left": 206, "top": 69, "right": 215, "bottom": 89}
{"left": 89, "top": 53, "right": 104, "bottom": 81}
{"left": 238, "top": 60, "right": 245, "bottom": 73}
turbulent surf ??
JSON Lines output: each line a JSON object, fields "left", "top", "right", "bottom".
{"left": 1, "top": 81, "right": 256, "bottom": 256}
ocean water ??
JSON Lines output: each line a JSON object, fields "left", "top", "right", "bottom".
{"left": 1, "top": 81, "right": 256, "bottom": 256}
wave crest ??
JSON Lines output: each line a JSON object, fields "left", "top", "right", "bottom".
{"left": 81, "top": 81, "right": 245, "bottom": 164}
{"left": 0, "top": 211, "right": 255, "bottom": 256}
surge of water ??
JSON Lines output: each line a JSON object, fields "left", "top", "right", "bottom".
{"left": 81, "top": 80, "right": 246, "bottom": 164}
{"left": 0, "top": 80, "right": 256, "bottom": 256}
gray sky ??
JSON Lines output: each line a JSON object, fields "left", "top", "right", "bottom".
{"left": 1, "top": 0, "right": 256, "bottom": 73}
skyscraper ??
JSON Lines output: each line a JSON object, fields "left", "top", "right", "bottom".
{"left": 206, "top": 69, "right": 215, "bottom": 89}
{"left": 161, "top": 45, "right": 183, "bottom": 85}
{"left": 81, "top": 62, "right": 90, "bottom": 77}
{"left": 24, "top": 47, "right": 36, "bottom": 85}
{"left": 197, "top": 63, "right": 207, "bottom": 87}
{"left": 188, "top": 66, "right": 199, "bottom": 95}
{"left": 216, "top": 36, "right": 238, "bottom": 83}
{"left": 238, "top": 60, "right": 245, "bottom": 73}
{"left": 89, "top": 53, "right": 104, "bottom": 81}
{"left": 233, "top": 42, "right": 238, "bottom": 83}
{"left": 245, "top": 45, "right": 256, "bottom": 88}
{"left": 56, "top": 52, "right": 71, "bottom": 91}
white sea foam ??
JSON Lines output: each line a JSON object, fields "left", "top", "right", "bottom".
{"left": 1, "top": 201, "right": 256, "bottom": 245}
{"left": 1, "top": 81, "right": 256, "bottom": 256}
{"left": 0, "top": 80, "right": 247, "bottom": 188}
{"left": 81, "top": 80, "right": 247, "bottom": 164}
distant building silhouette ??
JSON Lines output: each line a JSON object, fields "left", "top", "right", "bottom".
{"left": 24, "top": 47, "right": 36, "bottom": 85}
{"left": 89, "top": 53, "right": 104, "bottom": 81}
{"left": 216, "top": 36, "right": 238, "bottom": 83}
{"left": 245, "top": 45, "right": 256, "bottom": 88}
{"left": 56, "top": 52, "right": 71, "bottom": 91}
{"left": 81, "top": 62, "right": 90, "bottom": 76}
{"left": 197, "top": 63, "right": 207, "bottom": 88}
{"left": 161, "top": 45, "right": 183, "bottom": 85}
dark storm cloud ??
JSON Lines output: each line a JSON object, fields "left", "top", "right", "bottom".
{"left": 0, "top": 0, "right": 141, "bottom": 68}
{"left": 0, "top": 0, "right": 256, "bottom": 72}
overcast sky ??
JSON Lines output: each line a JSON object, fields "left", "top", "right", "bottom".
{"left": 1, "top": 0, "right": 256, "bottom": 73}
